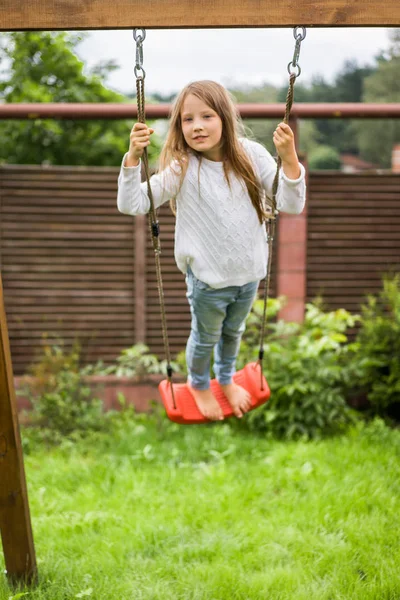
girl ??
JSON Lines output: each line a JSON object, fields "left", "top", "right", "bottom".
{"left": 117, "top": 80, "right": 306, "bottom": 422}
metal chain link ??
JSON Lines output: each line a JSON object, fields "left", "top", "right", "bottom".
{"left": 287, "top": 26, "right": 306, "bottom": 78}
{"left": 133, "top": 29, "right": 176, "bottom": 408}
{"left": 133, "top": 29, "right": 146, "bottom": 79}
{"left": 257, "top": 27, "right": 306, "bottom": 388}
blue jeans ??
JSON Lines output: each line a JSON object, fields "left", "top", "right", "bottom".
{"left": 185, "top": 267, "right": 259, "bottom": 390}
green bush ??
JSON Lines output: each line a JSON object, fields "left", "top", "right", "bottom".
{"left": 19, "top": 336, "right": 105, "bottom": 444}
{"left": 20, "top": 340, "right": 180, "bottom": 444}
{"left": 238, "top": 298, "right": 360, "bottom": 439}
{"left": 308, "top": 145, "right": 342, "bottom": 170}
{"left": 83, "top": 342, "right": 180, "bottom": 378}
{"left": 349, "top": 274, "right": 400, "bottom": 416}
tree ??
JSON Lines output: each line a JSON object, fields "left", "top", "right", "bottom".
{"left": 334, "top": 60, "right": 375, "bottom": 103}
{"left": 308, "top": 146, "right": 341, "bottom": 170}
{"left": 276, "top": 61, "right": 377, "bottom": 159}
{"left": 0, "top": 32, "right": 161, "bottom": 166}
{"left": 228, "top": 83, "right": 279, "bottom": 154}
{"left": 354, "top": 29, "right": 400, "bottom": 167}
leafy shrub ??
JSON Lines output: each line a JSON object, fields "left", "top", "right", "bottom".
{"left": 19, "top": 335, "right": 104, "bottom": 443}
{"left": 238, "top": 298, "right": 360, "bottom": 439}
{"left": 308, "top": 145, "right": 341, "bottom": 170}
{"left": 20, "top": 339, "right": 181, "bottom": 444}
{"left": 349, "top": 274, "right": 400, "bottom": 416}
{"left": 113, "top": 343, "right": 180, "bottom": 378}
{"left": 83, "top": 343, "right": 180, "bottom": 378}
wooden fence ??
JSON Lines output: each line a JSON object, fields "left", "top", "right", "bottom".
{"left": 0, "top": 164, "right": 399, "bottom": 374}
{"left": 0, "top": 165, "right": 135, "bottom": 374}
{"left": 307, "top": 172, "right": 400, "bottom": 312}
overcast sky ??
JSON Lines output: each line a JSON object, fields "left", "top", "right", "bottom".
{"left": 76, "top": 28, "right": 392, "bottom": 97}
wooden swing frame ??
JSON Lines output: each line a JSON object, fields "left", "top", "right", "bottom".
{"left": 1, "top": 0, "right": 399, "bottom": 30}
{"left": 1, "top": 0, "right": 399, "bottom": 586}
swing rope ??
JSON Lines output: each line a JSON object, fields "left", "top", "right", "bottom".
{"left": 133, "top": 29, "right": 176, "bottom": 408}
{"left": 257, "top": 26, "right": 306, "bottom": 388}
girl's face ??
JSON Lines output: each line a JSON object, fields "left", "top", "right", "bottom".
{"left": 180, "top": 94, "right": 223, "bottom": 162}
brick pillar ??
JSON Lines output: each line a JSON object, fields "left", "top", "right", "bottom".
{"left": 277, "top": 158, "right": 308, "bottom": 322}
{"left": 392, "top": 144, "right": 400, "bottom": 173}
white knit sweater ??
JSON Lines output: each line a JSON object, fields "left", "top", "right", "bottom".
{"left": 117, "top": 138, "right": 306, "bottom": 288}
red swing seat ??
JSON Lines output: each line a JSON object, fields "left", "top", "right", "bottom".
{"left": 159, "top": 361, "right": 270, "bottom": 424}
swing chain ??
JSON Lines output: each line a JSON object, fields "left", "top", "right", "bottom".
{"left": 133, "top": 29, "right": 146, "bottom": 79}
{"left": 287, "top": 25, "right": 306, "bottom": 78}
{"left": 132, "top": 29, "right": 177, "bottom": 409}
{"left": 258, "top": 27, "right": 306, "bottom": 389}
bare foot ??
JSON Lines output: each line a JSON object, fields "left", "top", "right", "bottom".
{"left": 187, "top": 383, "right": 224, "bottom": 421}
{"left": 220, "top": 382, "right": 252, "bottom": 419}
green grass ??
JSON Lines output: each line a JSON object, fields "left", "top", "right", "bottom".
{"left": 1, "top": 414, "right": 400, "bottom": 599}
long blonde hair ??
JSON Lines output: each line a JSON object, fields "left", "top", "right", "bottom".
{"left": 158, "top": 80, "right": 269, "bottom": 224}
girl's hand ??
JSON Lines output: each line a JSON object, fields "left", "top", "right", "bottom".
{"left": 273, "top": 122, "right": 300, "bottom": 179}
{"left": 126, "top": 122, "right": 155, "bottom": 166}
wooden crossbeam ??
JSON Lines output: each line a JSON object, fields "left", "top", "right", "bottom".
{"left": 0, "top": 274, "right": 37, "bottom": 584}
{"left": 0, "top": 0, "right": 399, "bottom": 31}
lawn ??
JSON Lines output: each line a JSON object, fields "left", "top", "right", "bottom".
{"left": 1, "top": 413, "right": 400, "bottom": 600}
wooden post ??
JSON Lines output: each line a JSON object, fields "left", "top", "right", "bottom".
{"left": 0, "top": 273, "right": 37, "bottom": 584}
{"left": 134, "top": 215, "right": 147, "bottom": 343}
